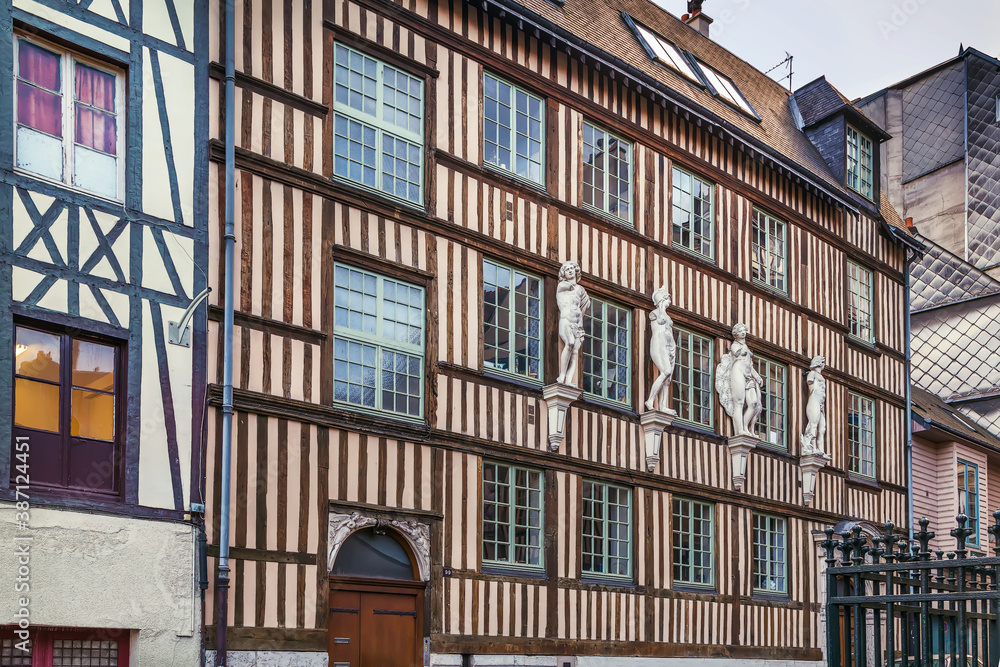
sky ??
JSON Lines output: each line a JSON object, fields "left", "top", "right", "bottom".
{"left": 654, "top": 0, "right": 1000, "bottom": 100}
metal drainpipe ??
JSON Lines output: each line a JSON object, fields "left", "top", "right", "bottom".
{"left": 214, "top": 0, "right": 237, "bottom": 664}
{"left": 904, "top": 247, "right": 914, "bottom": 543}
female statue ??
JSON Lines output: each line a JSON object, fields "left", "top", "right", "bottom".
{"left": 555, "top": 261, "right": 590, "bottom": 386}
{"left": 715, "top": 323, "right": 763, "bottom": 437}
{"left": 802, "top": 356, "right": 828, "bottom": 455}
{"left": 644, "top": 287, "right": 677, "bottom": 413}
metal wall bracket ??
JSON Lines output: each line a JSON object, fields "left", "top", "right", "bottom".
{"left": 168, "top": 287, "right": 212, "bottom": 347}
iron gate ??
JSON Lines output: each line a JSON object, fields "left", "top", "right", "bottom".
{"left": 823, "top": 513, "right": 1000, "bottom": 667}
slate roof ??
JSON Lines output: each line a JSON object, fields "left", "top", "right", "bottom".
{"left": 792, "top": 76, "right": 889, "bottom": 140}
{"left": 912, "top": 386, "right": 1000, "bottom": 451}
{"left": 910, "top": 233, "right": 1000, "bottom": 312}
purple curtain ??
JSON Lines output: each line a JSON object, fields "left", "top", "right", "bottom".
{"left": 75, "top": 64, "right": 117, "bottom": 155}
{"left": 16, "top": 40, "right": 62, "bottom": 137}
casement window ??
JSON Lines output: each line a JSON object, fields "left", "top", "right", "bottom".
{"left": 752, "top": 513, "right": 787, "bottom": 595}
{"left": 846, "top": 124, "right": 874, "bottom": 199}
{"left": 847, "top": 392, "right": 876, "bottom": 479}
{"left": 581, "top": 481, "right": 632, "bottom": 579}
{"left": 333, "top": 263, "right": 425, "bottom": 418}
{"left": 847, "top": 261, "right": 874, "bottom": 343}
{"left": 753, "top": 356, "right": 786, "bottom": 449}
{"left": 672, "top": 328, "right": 714, "bottom": 428}
{"left": 482, "top": 260, "right": 542, "bottom": 381}
{"left": 958, "top": 460, "right": 980, "bottom": 546}
{"left": 13, "top": 324, "right": 122, "bottom": 496}
{"left": 672, "top": 167, "right": 714, "bottom": 260}
{"left": 582, "top": 298, "right": 631, "bottom": 405}
{"left": 672, "top": 497, "right": 714, "bottom": 588}
{"left": 582, "top": 121, "right": 632, "bottom": 224}
{"left": 751, "top": 209, "right": 787, "bottom": 292}
{"left": 482, "top": 462, "right": 543, "bottom": 570}
{"left": 333, "top": 43, "right": 424, "bottom": 204}
{"left": 1, "top": 629, "right": 130, "bottom": 666}
{"left": 14, "top": 36, "right": 124, "bottom": 200}
{"left": 483, "top": 73, "right": 544, "bottom": 185}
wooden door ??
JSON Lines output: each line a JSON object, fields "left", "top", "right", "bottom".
{"left": 329, "top": 582, "right": 423, "bottom": 667}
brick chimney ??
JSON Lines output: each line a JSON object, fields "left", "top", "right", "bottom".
{"left": 683, "top": 1, "right": 712, "bottom": 37}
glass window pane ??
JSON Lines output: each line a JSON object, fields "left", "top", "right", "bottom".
{"left": 71, "top": 389, "right": 115, "bottom": 441}
{"left": 14, "top": 378, "right": 60, "bottom": 433}
{"left": 16, "top": 327, "right": 61, "bottom": 382}
{"left": 72, "top": 340, "right": 115, "bottom": 392}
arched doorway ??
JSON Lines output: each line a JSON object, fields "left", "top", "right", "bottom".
{"left": 328, "top": 526, "right": 426, "bottom": 667}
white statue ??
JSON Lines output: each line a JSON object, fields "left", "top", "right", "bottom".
{"left": 801, "top": 356, "right": 828, "bottom": 456}
{"left": 716, "top": 323, "right": 764, "bottom": 437}
{"left": 555, "top": 261, "right": 590, "bottom": 386}
{"left": 645, "top": 287, "right": 677, "bottom": 413}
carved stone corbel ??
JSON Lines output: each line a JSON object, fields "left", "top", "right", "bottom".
{"left": 640, "top": 410, "right": 675, "bottom": 472}
{"left": 800, "top": 452, "right": 831, "bottom": 506}
{"left": 542, "top": 383, "right": 581, "bottom": 452}
{"left": 727, "top": 434, "right": 757, "bottom": 492}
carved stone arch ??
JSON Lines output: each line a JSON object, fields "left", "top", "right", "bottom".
{"left": 327, "top": 510, "right": 431, "bottom": 582}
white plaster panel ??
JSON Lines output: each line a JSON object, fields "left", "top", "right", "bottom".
{"left": 101, "top": 287, "right": 130, "bottom": 328}
{"left": 142, "top": 225, "right": 174, "bottom": 294}
{"left": 0, "top": 507, "right": 200, "bottom": 665}
{"left": 142, "top": 47, "right": 175, "bottom": 222}
{"left": 35, "top": 278, "right": 66, "bottom": 313}
{"left": 11, "top": 189, "right": 53, "bottom": 250}
{"left": 143, "top": 0, "right": 181, "bottom": 48}
{"left": 11, "top": 267, "right": 42, "bottom": 303}
{"left": 161, "top": 301, "right": 193, "bottom": 506}
{"left": 12, "top": 0, "right": 130, "bottom": 51}
{"left": 157, "top": 52, "right": 196, "bottom": 226}
{"left": 137, "top": 302, "right": 173, "bottom": 509}
{"left": 78, "top": 286, "right": 110, "bottom": 325}
{"left": 84, "top": 0, "right": 122, "bottom": 24}
{"left": 161, "top": 227, "right": 195, "bottom": 298}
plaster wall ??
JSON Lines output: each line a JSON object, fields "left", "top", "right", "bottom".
{"left": 0, "top": 506, "right": 201, "bottom": 666}
{"left": 904, "top": 160, "right": 968, "bottom": 256}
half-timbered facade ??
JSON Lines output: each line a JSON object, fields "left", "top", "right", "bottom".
{"left": 204, "top": 0, "right": 916, "bottom": 665}
{"left": 0, "top": 0, "right": 209, "bottom": 664}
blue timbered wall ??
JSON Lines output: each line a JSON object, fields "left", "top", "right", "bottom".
{"left": 0, "top": 0, "right": 209, "bottom": 512}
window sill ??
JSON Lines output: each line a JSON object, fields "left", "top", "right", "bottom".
{"left": 481, "top": 564, "right": 547, "bottom": 580}
{"left": 330, "top": 400, "right": 426, "bottom": 426}
{"left": 578, "top": 394, "right": 637, "bottom": 419}
{"left": 845, "top": 475, "right": 880, "bottom": 491}
{"left": 482, "top": 162, "right": 547, "bottom": 195}
{"left": 750, "top": 278, "right": 790, "bottom": 300}
{"left": 671, "top": 420, "right": 720, "bottom": 440}
{"left": 481, "top": 368, "right": 545, "bottom": 393}
{"left": 845, "top": 336, "right": 880, "bottom": 357}
{"left": 13, "top": 167, "right": 124, "bottom": 207}
{"left": 581, "top": 203, "right": 634, "bottom": 230}
{"left": 329, "top": 173, "right": 426, "bottom": 214}
{"left": 754, "top": 441, "right": 795, "bottom": 460}
{"left": 672, "top": 583, "right": 717, "bottom": 596}
{"left": 669, "top": 243, "right": 716, "bottom": 266}
{"left": 579, "top": 576, "right": 636, "bottom": 589}
{"left": 748, "top": 594, "right": 797, "bottom": 607}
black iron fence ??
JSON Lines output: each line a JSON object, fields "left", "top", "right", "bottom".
{"left": 823, "top": 512, "right": 1000, "bottom": 667}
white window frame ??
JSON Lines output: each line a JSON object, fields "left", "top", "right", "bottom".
{"left": 753, "top": 356, "right": 786, "bottom": 449}
{"left": 582, "top": 297, "right": 631, "bottom": 405}
{"left": 481, "top": 461, "right": 544, "bottom": 571}
{"left": 332, "top": 263, "right": 425, "bottom": 420}
{"left": 482, "top": 259, "right": 543, "bottom": 383}
{"left": 332, "top": 42, "right": 425, "bottom": 205}
{"left": 13, "top": 34, "right": 126, "bottom": 201}
{"left": 581, "top": 480, "right": 632, "bottom": 580}
{"left": 694, "top": 58, "right": 759, "bottom": 119}
{"left": 958, "top": 459, "right": 980, "bottom": 547}
{"left": 672, "top": 166, "right": 715, "bottom": 261}
{"left": 846, "top": 124, "right": 874, "bottom": 199}
{"left": 629, "top": 19, "right": 701, "bottom": 84}
{"left": 672, "top": 327, "right": 714, "bottom": 428}
{"left": 751, "top": 208, "right": 787, "bottom": 293}
{"left": 483, "top": 72, "right": 545, "bottom": 186}
{"left": 848, "top": 392, "right": 876, "bottom": 479}
{"left": 752, "top": 513, "right": 787, "bottom": 595}
{"left": 581, "top": 120, "right": 632, "bottom": 225}
{"left": 847, "top": 260, "right": 875, "bottom": 344}
{"left": 672, "top": 497, "right": 714, "bottom": 589}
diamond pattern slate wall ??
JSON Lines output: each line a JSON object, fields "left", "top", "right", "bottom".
{"left": 966, "top": 54, "right": 1000, "bottom": 271}
{"left": 910, "top": 235, "right": 1000, "bottom": 312}
{"left": 902, "top": 61, "right": 965, "bottom": 183}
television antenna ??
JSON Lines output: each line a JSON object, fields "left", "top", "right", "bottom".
{"left": 765, "top": 52, "right": 794, "bottom": 92}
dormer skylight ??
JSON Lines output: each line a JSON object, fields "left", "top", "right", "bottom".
{"left": 624, "top": 13, "right": 760, "bottom": 121}
{"left": 694, "top": 59, "right": 758, "bottom": 118}
{"left": 631, "top": 21, "right": 701, "bottom": 84}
